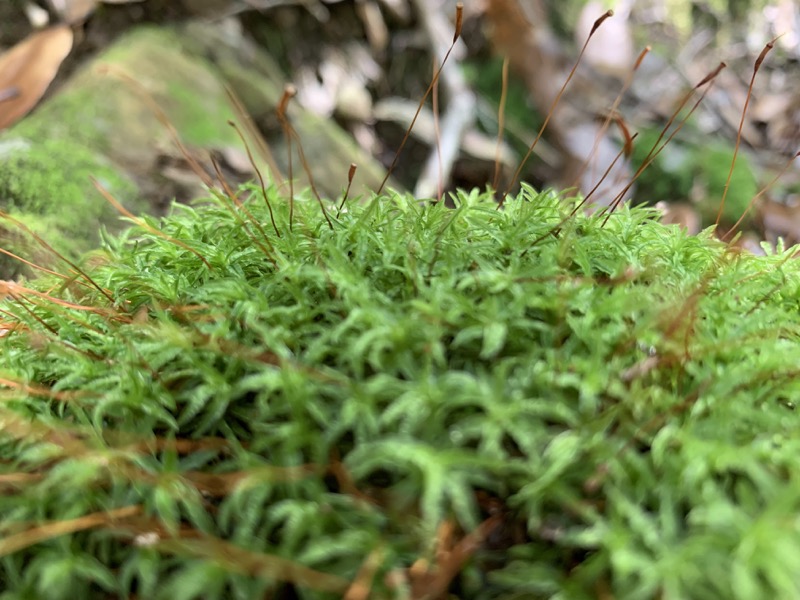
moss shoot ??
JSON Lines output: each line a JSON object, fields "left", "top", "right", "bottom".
{"left": 1, "top": 187, "right": 800, "bottom": 599}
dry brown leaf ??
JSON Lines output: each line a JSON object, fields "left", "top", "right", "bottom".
{"left": 0, "top": 25, "right": 74, "bottom": 131}
{"left": 0, "top": 87, "right": 19, "bottom": 103}
{"left": 752, "top": 93, "right": 793, "bottom": 124}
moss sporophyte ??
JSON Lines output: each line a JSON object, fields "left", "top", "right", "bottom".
{"left": 1, "top": 186, "right": 800, "bottom": 598}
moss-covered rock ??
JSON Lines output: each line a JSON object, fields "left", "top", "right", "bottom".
{"left": 0, "top": 26, "right": 244, "bottom": 277}
{"left": 629, "top": 127, "right": 759, "bottom": 226}
{"left": 0, "top": 23, "right": 399, "bottom": 279}
{"left": 1, "top": 187, "right": 800, "bottom": 598}
{"left": 179, "top": 20, "right": 399, "bottom": 197}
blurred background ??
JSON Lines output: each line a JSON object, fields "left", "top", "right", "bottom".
{"left": 0, "top": 0, "right": 798, "bottom": 253}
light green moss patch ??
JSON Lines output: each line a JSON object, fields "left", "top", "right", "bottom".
{"left": 0, "top": 25, "right": 262, "bottom": 276}
{"left": 0, "top": 136, "right": 138, "bottom": 277}
{"left": 0, "top": 137, "right": 137, "bottom": 220}
{"left": 97, "top": 27, "right": 242, "bottom": 149}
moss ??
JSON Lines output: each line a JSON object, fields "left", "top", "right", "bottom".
{"left": 97, "top": 26, "right": 242, "bottom": 149}
{"left": 0, "top": 211, "right": 93, "bottom": 279}
{"left": 0, "top": 25, "right": 258, "bottom": 276}
{"left": 1, "top": 187, "right": 800, "bottom": 598}
{"left": 694, "top": 142, "right": 758, "bottom": 223}
{"left": 8, "top": 84, "right": 113, "bottom": 155}
{"left": 1, "top": 25, "right": 246, "bottom": 200}
{"left": 0, "top": 136, "right": 138, "bottom": 276}
{"left": 0, "top": 137, "right": 136, "bottom": 219}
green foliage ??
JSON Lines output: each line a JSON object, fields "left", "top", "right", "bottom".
{"left": 1, "top": 186, "right": 800, "bottom": 598}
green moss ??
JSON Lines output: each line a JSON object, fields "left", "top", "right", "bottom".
{"left": 694, "top": 142, "right": 758, "bottom": 223}
{"left": 9, "top": 83, "right": 115, "bottom": 155}
{"left": 98, "top": 27, "right": 242, "bottom": 149}
{"left": 163, "top": 81, "right": 233, "bottom": 146}
{"left": 0, "top": 137, "right": 135, "bottom": 219}
{"left": 1, "top": 188, "right": 800, "bottom": 598}
{"left": 0, "top": 136, "right": 138, "bottom": 276}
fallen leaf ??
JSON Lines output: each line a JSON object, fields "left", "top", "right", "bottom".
{"left": 0, "top": 25, "right": 74, "bottom": 131}
{"left": 753, "top": 93, "right": 800, "bottom": 156}
{"left": 373, "top": 97, "right": 516, "bottom": 167}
